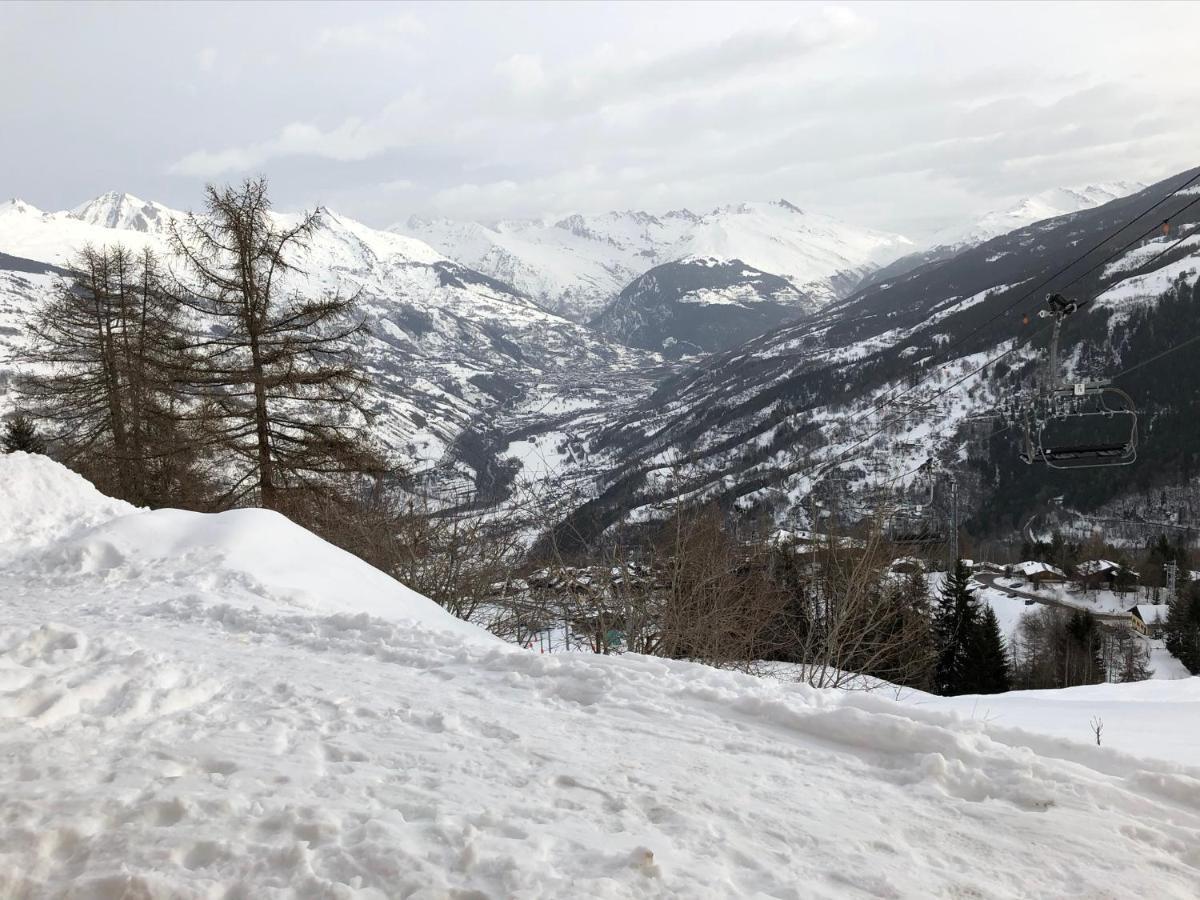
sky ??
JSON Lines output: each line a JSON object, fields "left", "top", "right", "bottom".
{"left": 2, "top": 1, "right": 1197, "bottom": 239}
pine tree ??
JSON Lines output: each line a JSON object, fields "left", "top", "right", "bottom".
{"left": 1165, "top": 585, "right": 1200, "bottom": 675}
{"left": 967, "top": 605, "right": 1011, "bottom": 694}
{"left": 934, "top": 559, "right": 978, "bottom": 695}
{"left": 1, "top": 414, "right": 46, "bottom": 454}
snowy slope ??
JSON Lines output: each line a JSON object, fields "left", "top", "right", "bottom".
{"left": 930, "top": 182, "right": 1146, "bottom": 250}
{"left": 3, "top": 455, "right": 1200, "bottom": 896}
{"left": 401, "top": 201, "right": 913, "bottom": 321}
{"left": 0, "top": 194, "right": 659, "bottom": 497}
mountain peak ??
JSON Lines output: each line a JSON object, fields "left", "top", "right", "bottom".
{"left": 0, "top": 198, "right": 42, "bottom": 216}
{"left": 70, "top": 191, "right": 175, "bottom": 233}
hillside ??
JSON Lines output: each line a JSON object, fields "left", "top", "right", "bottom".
{"left": 3, "top": 453, "right": 1199, "bottom": 896}
{"left": 544, "top": 168, "right": 1200, "bottom": 550}
{"left": 401, "top": 201, "right": 913, "bottom": 322}
{"left": 591, "top": 257, "right": 814, "bottom": 356}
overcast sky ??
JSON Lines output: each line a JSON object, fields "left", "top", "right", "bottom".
{"left": 2, "top": 1, "right": 1197, "bottom": 237}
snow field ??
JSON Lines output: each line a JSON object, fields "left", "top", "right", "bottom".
{"left": 2, "top": 455, "right": 1200, "bottom": 897}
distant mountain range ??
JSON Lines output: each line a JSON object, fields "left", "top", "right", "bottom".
{"left": 930, "top": 182, "right": 1147, "bottom": 250}
{"left": 3, "top": 174, "right": 1190, "bottom": 547}
{"left": 539, "top": 171, "right": 1200, "bottom": 552}
{"left": 400, "top": 200, "right": 913, "bottom": 322}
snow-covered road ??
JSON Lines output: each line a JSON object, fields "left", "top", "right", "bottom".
{"left": 2, "top": 454, "right": 1199, "bottom": 897}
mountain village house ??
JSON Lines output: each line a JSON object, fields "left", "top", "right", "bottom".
{"left": 1075, "top": 559, "right": 1139, "bottom": 593}
{"left": 1130, "top": 604, "right": 1169, "bottom": 638}
{"left": 1008, "top": 561, "right": 1070, "bottom": 587}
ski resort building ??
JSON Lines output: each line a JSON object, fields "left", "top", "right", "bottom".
{"left": 1130, "top": 604, "right": 1169, "bottom": 638}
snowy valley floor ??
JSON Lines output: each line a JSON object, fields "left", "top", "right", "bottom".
{"left": 2, "top": 454, "right": 1200, "bottom": 898}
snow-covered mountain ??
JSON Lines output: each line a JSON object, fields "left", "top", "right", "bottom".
{"left": 4, "top": 451, "right": 1199, "bottom": 895}
{"left": 400, "top": 201, "right": 914, "bottom": 322}
{"left": 931, "top": 182, "right": 1147, "bottom": 250}
{"left": 542, "top": 171, "right": 1200, "bottom": 551}
{"left": 592, "top": 256, "right": 813, "bottom": 357}
{"left": 0, "top": 193, "right": 662, "bottom": 502}
{"left": 70, "top": 190, "right": 179, "bottom": 233}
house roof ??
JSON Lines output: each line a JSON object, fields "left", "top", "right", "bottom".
{"left": 1076, "top": 559, "right": 1119, "bottom": 576}
{"left": 1015, "top": 561, "right": 1067, "bottom": 579}
{"left": 1076, "top": 559, "right": 1139, "bottom": 578}
{"left": 1132, "top": 604, "right": 1169, "bottom": 625}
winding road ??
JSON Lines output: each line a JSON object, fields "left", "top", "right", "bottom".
{"left": 973, "top": 571, "right": 1132, "bottom": 627}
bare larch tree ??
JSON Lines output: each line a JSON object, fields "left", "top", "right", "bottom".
{"left": 168, "top": 178, "right": 375, "bottom": 508}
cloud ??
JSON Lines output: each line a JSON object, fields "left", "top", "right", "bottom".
{"left": 316, "top": 13, "right": 425, "bottom": 51}
{"left": 170, "top": 6, "right": 865, "bottom": 178}
{"left": 168, "top": 94, "right": 429, "bottom": 177}
{"left": 196, "top": 47, "right": 218, "bottom": 72}
{"left": 495, "top": 54, "right": 546, "bottom": 95}
{"left": 147, "top": 2, "right": 1200, "bottom": 237}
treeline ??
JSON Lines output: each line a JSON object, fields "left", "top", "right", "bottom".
{"left": 498, "top": 514, "right": 1017, "bottom": 696}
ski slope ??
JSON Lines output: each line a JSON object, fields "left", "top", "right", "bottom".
{"left": 2, "top": 453, "right": 1199, "bottom": 897}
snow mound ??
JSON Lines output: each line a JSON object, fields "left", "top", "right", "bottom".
{"left": 1, "top": 455, "right": 493, "bottom": 645}
{"left": 0, "top": 452, "right": 137, "bottom": 557}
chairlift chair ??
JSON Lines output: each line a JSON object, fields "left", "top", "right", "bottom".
{"left": 886, "top": 460, "right": 949, "bottom": 547}
{"left": 1019, "top": 294, "right": 1139, "bottom": 470}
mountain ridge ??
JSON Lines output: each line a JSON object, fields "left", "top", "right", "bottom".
{"left": 399, "top": 200, "right": 914, "bottom": 322}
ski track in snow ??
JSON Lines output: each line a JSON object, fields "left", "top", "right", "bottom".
{"left": 3, "top": 453, "right": 1200, "bottom": 897}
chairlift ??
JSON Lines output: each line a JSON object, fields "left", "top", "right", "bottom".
{"left": 1019, "top": 294, "right": 1138, "bottom": 470}
{"left": 886, "top": 460, "right": 949, "bottom": 547}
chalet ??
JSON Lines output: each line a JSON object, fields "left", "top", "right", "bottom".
{"left": 1075, "top": 559, "right": 1138, "bottom": 592}
{"left": 1130, "top": 604, "right": 1168, "bottom": 638}
{"left": 1012, "top": 561, "right": 1070, "bottom": 586}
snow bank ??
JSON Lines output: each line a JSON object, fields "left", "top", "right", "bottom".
{"left": 914, "top": 678, "right": 1200, "bottom": 766}
{"left": 0, "top": 454, "right": 494, "bottom": 645}
{"left": 2, "top": 458, "right": 1200, "bottom": 896}
{"left": 0, "top": 451, "right": 136, "bottom": 558}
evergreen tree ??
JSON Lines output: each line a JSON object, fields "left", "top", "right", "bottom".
{"left": 934, "top": 559, "right": 978, "bottom": 695}
{"left": 1164, "top": 584, "right": 1200, "bottom": 675}
{"left": 967, "top": 605, "right": 1011, "bottom": 694}
{"left": 2, "top": 414, "right": 46, "bottom": 454}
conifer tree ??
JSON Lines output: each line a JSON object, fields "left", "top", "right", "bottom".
{"left": 934, "top": 559, "right": 978, "bottom": 695}
{"left": 18, "top": 245, "right": 193, "bottom": 504}
{"left": 1, "top": 414, "right": 46, "bottom": 454}
{"left": 967, "top": 605, "right": 1010, "bottom": 694}
{"left": 1165, "top": 584, "right": 1200, "bottom": 674}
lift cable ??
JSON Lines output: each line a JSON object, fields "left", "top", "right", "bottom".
{"left": 855, "top": 170, "right": 1200, "bottom": 423}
